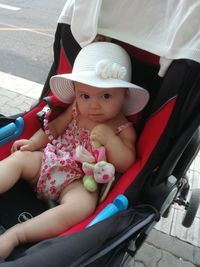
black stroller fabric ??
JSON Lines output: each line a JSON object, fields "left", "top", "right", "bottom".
{"left": 0, "top": 207, "right": 157, "bottom": 267}
{"left": 126, "top": 59, "right": 200, "bottom": 205}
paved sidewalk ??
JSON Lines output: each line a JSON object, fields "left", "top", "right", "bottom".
{"left": 0, "top": 81, "right": 200, "bottom": 266}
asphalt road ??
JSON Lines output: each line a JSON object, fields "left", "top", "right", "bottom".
{"left": 0, "top": 0, "right": 67, "bottom": 84}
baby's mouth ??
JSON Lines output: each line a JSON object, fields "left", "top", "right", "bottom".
{"left": 89, "top": 114, "right": 103, "bottom": 117}
{"left": 89, "top": 114, "right": 105, "bottom": 121}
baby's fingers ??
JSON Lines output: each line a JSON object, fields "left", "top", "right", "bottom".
{"left": 11, "top": 142, "right": 20, "bottom": 153}
{"left": 90, "top": 132, "right": 106, "bottom": 146}
{"left": 11, "top": 139, "right": 29, "bottom": 153}
{"left": 90, "top": 133, "right": 97, "bottom": 141}
{"left": 19, "top": 145, "right": 29, "bottom": 151}
{"left": 20, "top": 144, "right": 35, "bottom": 152}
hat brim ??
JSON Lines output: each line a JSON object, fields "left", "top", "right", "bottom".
{"left": 50, "top": 72, "right": 149, "bottom": 115}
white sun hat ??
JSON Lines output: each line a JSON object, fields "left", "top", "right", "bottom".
{"left": 50, "top": 42, "right": 149, "bottom": 115}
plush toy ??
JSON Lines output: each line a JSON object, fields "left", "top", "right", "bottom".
{"left": 82, "top": 160, "right": 115, "bottom": 192}
{"left": 74, "top": 141, "right": 115, "bottom": 193}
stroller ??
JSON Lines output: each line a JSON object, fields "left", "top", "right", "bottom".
{"left": 0, "top": 1, "right": 200, "bottom": 266}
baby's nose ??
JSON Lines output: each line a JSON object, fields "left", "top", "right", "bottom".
{"left": 90, "top": 98, "right": 100, "bottom": 109}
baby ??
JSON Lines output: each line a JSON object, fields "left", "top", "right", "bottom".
{"left": 0, "top": 41, "right": 149, "bottom": 258}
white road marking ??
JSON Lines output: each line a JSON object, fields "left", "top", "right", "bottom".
{"left": 0, "top": 71, "right": 43, "bottom": 99}
{"left": 0, "top": 22, "right": 54, "bottom": 37}
{"left": 0, "top": 3, "right": 21, "bottom": 11}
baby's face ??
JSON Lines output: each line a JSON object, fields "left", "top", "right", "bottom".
{"left": 74, "top": 82, "right": 127, "bottom": 123}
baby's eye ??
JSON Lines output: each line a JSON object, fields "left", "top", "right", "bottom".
{"left": 102, "top": 93, "right": 112, "bottom": 100}
{"left": 80, "top": 94, "right": 90, "bottom": 100}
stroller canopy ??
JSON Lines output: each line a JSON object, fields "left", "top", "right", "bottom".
{"left": 59, "top": 0, "right": 200, "bottom": 76}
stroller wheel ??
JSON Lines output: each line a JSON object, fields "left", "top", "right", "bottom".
{"left": 182, "top": 188, "right": 200, "bottom": 228}
{"left": 179, "top": 176, "right": 190, "bottom": 199}
{"left": 162, "top": 205, "right": 172, "bottom": 218}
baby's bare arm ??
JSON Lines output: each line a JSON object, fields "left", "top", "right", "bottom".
{"left": 11, "top": 105, "right": 73, "bottom": 152}
{"left": 105, "top": 130, "right": 136, "bottom": 172}
{"left": 91, "top": 124, "right": 136, "bottom": 172}
{"left": 11, "top": 129, "right": 48, "bottom": 152}
{"left": 48, "top": 105, "right": 73, "bottom": 137}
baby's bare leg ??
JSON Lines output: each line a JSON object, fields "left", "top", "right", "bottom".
{"left": 0, "top": 150, "right": 42, "bottom": 192}
{"left": 0, "top": 180, "right": 98, "bottom": 259}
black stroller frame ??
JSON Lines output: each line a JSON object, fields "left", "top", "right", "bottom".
{"left": 0, "top": 15, "right": 200, "bottom": 267}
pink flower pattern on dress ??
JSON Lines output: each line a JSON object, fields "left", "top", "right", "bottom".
{"left": 36, "top": 120, "right": 92, "bottom": 201}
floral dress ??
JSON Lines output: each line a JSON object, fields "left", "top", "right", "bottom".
{"left": 36, "top": 107, "right": 93, "bottom": 201}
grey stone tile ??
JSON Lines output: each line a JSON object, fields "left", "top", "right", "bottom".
{"left": 187, "top": 169, "right": 200, "bottom": 190}
{"left": 0, "top": 92, "right": 35, "bottom": 116}
{"left": 0, "top": 95, "right": 10, "bottom": 106}
{"left": 171, "top": 208, "right": 200, "bottom": 247}
{"left": 134, "top": 243, "right": 162, "bottom": 267}
{"left": 158, "top": 251, "right": 197, "bottom": 267}
{"left": 147, "top": 229, "right": 200, "bottom": 266}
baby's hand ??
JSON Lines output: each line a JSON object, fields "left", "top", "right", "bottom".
{"left": 90, "top": 124, "right": 115, "bottom": 146}
{"left": 11, "top": 139, "right": 37, "bottom": 153}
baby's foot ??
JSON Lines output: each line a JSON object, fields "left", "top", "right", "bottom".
{"left": 0, "top": 227, "right": 19, "bottom": 259}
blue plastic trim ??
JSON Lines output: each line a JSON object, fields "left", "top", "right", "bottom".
{"left": 87, "top": 194, "right": 128, "bottom": 227}
{"left": 0, "top": 117, "right": 24, "bottom": 146}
